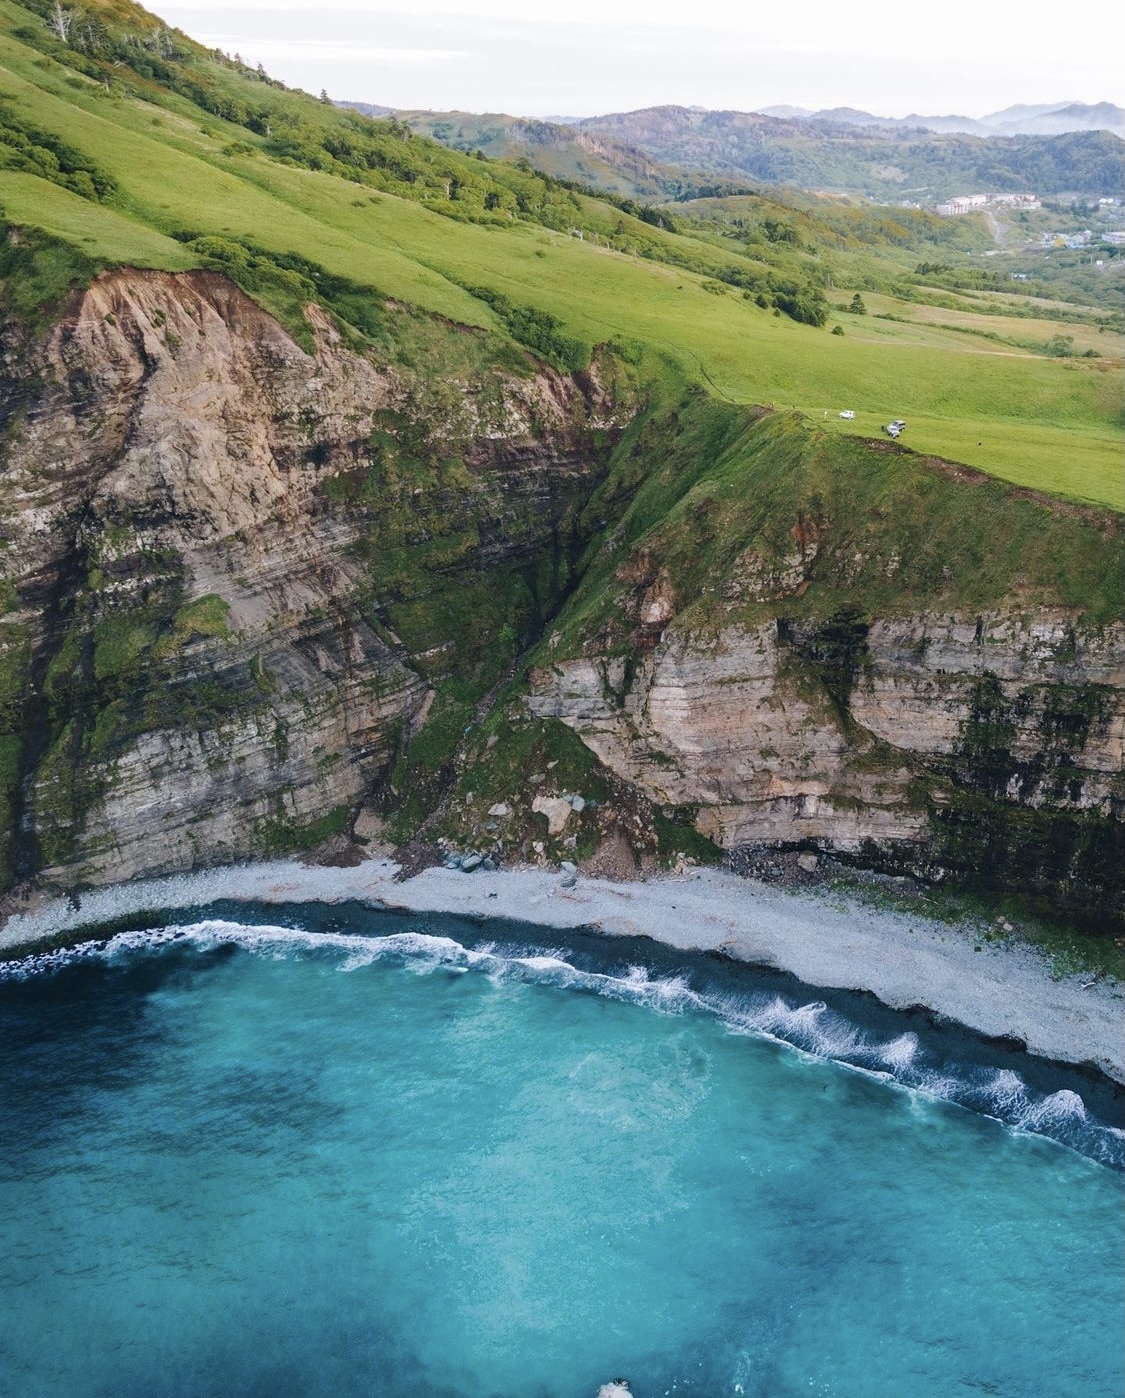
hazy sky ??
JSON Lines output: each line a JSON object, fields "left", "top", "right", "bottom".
{"left": 155, "top": 0, "right": 1121, "bottom": 118}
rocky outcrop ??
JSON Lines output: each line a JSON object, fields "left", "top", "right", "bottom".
{"left": 528, "top": 606, "right": 1124, "bottom": 918}
{"left": 0, "top": 268, "right": 626, "bottom": 887}
{"left": 531, "top": 610, "right": 1122, "bottom": 839}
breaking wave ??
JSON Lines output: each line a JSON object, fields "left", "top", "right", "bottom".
{"left": 2, "top": 915, "right": 1121, "bottom": 1169}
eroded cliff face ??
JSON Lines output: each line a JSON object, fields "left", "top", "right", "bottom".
{"left": 0, "top": 268, "right": 626, "bottom": 886}
{"left": 1, "top": 267, "right": 1121, "bottom": 925}
{"left": 528, "top": 611, "right": 1122, "bottom": 879}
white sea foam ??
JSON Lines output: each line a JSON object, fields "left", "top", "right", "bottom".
{"left": 2, "top": 915, "right": 1118, "bottom": 1168}
{"left": 878, "top": 1032, "right": 920, "bottom": 1070}
{"left": 986, "top": 1068, "right": 1028, "bottom": 1115}
{"left": 1016, "top": 1088, "right": 1088, "bottom": 1132}
{"left": 0, "top": 919, "right": 477, "bottom": 981}
{"left": 914, "top": 1069, "right": 962, "bottom": 1101}
{"left": 514, "top": 955, "right": 574, "bottom": 973}
{"left": 749, "top": 997, "right": 864, "bottom": 1061}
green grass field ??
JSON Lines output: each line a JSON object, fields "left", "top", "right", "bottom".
{"left": 840, "top": 291, "right": 1125, "bottom": 357}
{"left": 1, "top": 3, "right": 1122, "bottom": 510}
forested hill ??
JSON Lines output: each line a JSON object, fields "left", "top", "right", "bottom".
{"left": 340, "top": 104, "right": 752, "bottom": 204}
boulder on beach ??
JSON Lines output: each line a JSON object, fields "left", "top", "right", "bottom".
{"left": 532, "top": 794, "right": 574, "bottom": 836}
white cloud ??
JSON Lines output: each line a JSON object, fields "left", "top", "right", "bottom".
{"left": 199, "top": 37, "right": 466, "bottom": 65}
{"left": 157, "top": 2, "right": 1124, "bottom": 117}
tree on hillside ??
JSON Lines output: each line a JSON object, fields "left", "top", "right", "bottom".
{"left": 47, "top": 1, "right": 74, "bottom": 43}
{"left": 848, "top": 293, "right": 867, "bottom": 315}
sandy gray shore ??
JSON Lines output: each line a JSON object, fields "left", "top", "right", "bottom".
{"left": 2, "top": 858, "right": 1122, "bottom": 1081}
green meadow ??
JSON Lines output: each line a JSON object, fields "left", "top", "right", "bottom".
{"left": 1, "top": 0, "right": 1121, "bottom": 509}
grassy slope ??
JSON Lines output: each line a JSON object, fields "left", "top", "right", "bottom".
{"left": 835, "top": 292, "right": 1124, "bottom": 355}
{"left": 0, "top": 4, "right": 1121, "bottom": 508}
{"left": 553, "top": 400, "right": 1123, "bottom": 656}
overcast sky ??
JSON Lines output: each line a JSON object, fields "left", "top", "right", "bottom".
{"left": 155, "top": 0, "right": 1121, "bottom": 119}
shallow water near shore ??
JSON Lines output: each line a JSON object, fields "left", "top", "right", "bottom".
{"left": 1, "top": 902, "right": 1122, "bottom": 1397}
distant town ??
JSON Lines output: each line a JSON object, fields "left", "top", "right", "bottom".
{"left": 935, "top": 192, "right": 1040, "bottom": 216}
{"left": 879, "top": 192, "right": 1125, "bottom": 253}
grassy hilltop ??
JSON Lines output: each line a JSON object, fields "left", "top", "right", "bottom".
{"left": 0, "top": 0, "right": 1121, "bottom": 509}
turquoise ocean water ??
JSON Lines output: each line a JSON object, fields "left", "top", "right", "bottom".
{"left": 1, "top": 901, "right": 1122, "bottom": 1397}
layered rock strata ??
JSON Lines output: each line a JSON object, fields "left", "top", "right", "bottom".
{"left": 1, "top": 267, "right": 1121, "bottom": 928}
{"left": 530, "top": 611, "right": 1122, "bottom": 839}
{"left": 0, "top": 269, "right": 622, "bottom": 885}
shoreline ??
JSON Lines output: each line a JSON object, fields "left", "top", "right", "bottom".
{"left": 2, "top": 858, "right": 1122, "bottom": 1083}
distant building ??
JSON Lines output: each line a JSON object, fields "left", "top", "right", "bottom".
{"left": 935, "top": 194, "right": 989, "bottom": 216}
{"left": 1103, "top": 230, "right": 1125, "bottom": 246}
{"left": 935, "top": 192, "right": 1039, "bottom": 216}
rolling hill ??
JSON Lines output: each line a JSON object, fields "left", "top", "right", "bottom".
{"left": 368, "top": 100, "right": 1125, "bottom": 203}
{"left": 0, "top": 0, "right": 1117, "bottom": 500}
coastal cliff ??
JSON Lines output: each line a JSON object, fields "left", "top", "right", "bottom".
{"left": 527, "top": 609, "right": 1123, "bottom": 919}
{"left": 1, "top": 266, "right": 1121, "bottom": 926}
{"left": 0, "top": 267, "right": 627, "bottom": 887}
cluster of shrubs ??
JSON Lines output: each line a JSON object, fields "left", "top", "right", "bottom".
{"left": 0, "top": 101, "right": 114, "bottom": 200}
{"left": 458, "top": 284, "right": 586, "bottom": 371}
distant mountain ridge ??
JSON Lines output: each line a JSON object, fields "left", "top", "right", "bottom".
{"left": 338, "top": 104, "right": 753, "bottom": 202}
{"left": 355, "top": 101, "right": 1125, "bottom": 201}
{"left": 572, "top": 106, "right": 1124, "bottom": 198}
{"left": 755, "top": 100, "right": 1125, "bottom": 138}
